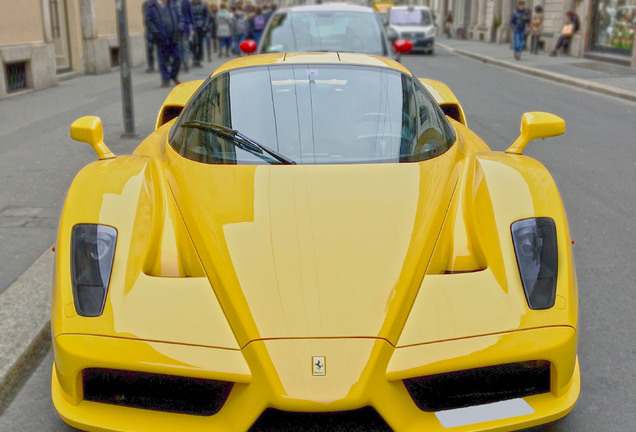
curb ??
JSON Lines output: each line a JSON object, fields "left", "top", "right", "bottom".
{"left": 438, "top": 43, "right": 636, "bottom": 103}
{"left": 0, "top": 249, "right": 53, "bottom": 414}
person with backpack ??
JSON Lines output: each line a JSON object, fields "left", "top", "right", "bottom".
{"left": 232, "top": 4, "right": 250, "bottom": 55}
{"left": 216, "top": 3, "right": 234, "bottom": 57}
{"left": 251, "top": 7, "right": 266, "bottom": 44}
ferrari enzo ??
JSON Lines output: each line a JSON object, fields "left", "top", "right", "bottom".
{"left": 51, "top": 53, "right": 579, "bottom": 432}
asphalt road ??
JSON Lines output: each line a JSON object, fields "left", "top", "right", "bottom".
{"left": 1, "top": 48, "right": 635, "bottom": 431}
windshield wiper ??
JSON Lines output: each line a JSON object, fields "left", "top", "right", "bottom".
{"left": 180, "top": 120, "right": 296, "bottom": 165}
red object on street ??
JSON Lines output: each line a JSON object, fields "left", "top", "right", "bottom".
{"left": 239, "top": 40, "right": 257, "bottom": 54}
{"left": 393, "top": 39, "right": 413, "bottom": 53}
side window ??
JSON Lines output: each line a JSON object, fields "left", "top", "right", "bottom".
{"left": 400, "top": 76, "right": 454, "bottom": 162}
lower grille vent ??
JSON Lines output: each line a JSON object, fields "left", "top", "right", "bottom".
{"left": 404, "top": 360, "right": 550, "bottom": 412}
{"left": 249, "top": 407, "right": 392, "bottom": 431}
{"left": 83, "top": 368, "right": 233, "bottom": 416}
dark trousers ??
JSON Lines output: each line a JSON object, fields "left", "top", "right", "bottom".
{"left": 145, "top": 32, "right": 156, "bottom": 69}
{"left": 192, "top": 29, "right": 206, "bottom": 62}
{"left": 530, "top": 35, "right": 541, "bottom": 53}
{"left": 157, "top": 41, "right": 180, "bottom": 83}
{"left": 554, "top": 35, "right": 572, "bottom": 53}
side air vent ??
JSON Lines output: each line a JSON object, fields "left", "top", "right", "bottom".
{"left": 404, "top": 360, "right": 550, "bottom": 412}
{"left": 83, "top": 368, "right": 233, "bottom": 416}
{"left": 160, "top": 105, "right": 183, "bottom": 126}
{"left": 440, "top": 103, "right": 462, "bottom": 124}
{"left": 249, "top": 407, "right": 392, "bottom": 431}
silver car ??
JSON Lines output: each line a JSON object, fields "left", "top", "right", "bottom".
{"left": 256, "top": 3, "right": 402, "bottom": 60}
{"left": 387, "top": 6, "right": 435, "bottom": 54}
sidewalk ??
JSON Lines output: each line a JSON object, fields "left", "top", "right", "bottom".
{"left": 437, "top": 38, "right": 636, "bottom": 102}
{"left": 2, "top": 43, "right": 636, "bottom": 415}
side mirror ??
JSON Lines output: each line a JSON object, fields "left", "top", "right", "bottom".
{"left": 393, "top": 39, "right": 413, "bottom": 53}
{"left": 506, "top": 112, "right": 565, "bottom": 155}
{"left": 70, "top": 116, "right": 115, "bottom": 160}
{"left": 239, "top": 39, "right": 257, "bottom": 54}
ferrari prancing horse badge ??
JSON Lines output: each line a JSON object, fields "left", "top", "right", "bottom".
{"left": 312, "top": 356, "right": 326, "bottom": 376}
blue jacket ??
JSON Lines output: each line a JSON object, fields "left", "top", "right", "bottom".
{"left": 145, "top": 0, "right": 184, "bottom": 44}
{"left": 510, "top": 7, "right": 531, "bottom": 32}
{"left": 176, "top": 0, "right": 194, "bottom": 34}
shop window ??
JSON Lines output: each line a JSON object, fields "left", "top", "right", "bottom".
{"left": 5, "top": 62, "right": 28, "bottom": 93}
{"left": 590, "top": 0, "right": 636, "bottom": 55}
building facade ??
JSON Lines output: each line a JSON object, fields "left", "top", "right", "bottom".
{"left": 428, "top": 0, "right": 636, "bottom": 66}
{"left": 1, "top": 0, "right": 146, "bottom": 99}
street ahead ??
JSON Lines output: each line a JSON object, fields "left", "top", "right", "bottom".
{"left": 1, "top": 47, "right": 635, "bottom": 431}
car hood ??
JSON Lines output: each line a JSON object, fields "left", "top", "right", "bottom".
{"left": 166, "top": 155, "right": 457, "bottom": 346}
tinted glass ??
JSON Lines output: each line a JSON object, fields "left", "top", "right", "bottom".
{"left": 170, "top": 65, "right": 455, "bottom": 165}
{"left": 391, "top": 9, "right": 433, "bottom": 26}
{"left": 261, "top": 11, "right": 386, "bottom": 55}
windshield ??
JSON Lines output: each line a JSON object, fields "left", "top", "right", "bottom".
{"left": 390, "top": 9, "right": 433, "bottom": 26}
{"left": 170, "top": 65, "right": 455, "bottom": 165}
{"left": 260, "top": 11, "right": 386, "bottom": 55}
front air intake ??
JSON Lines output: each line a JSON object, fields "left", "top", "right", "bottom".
{"left": 249, "top": 407, "right": 392, "bottom": 431}
{"left": 83, "top": 368, "right": 233, "bottom": 416}
{"left": 403, "top": 360, "right": 550, "bottom": 412}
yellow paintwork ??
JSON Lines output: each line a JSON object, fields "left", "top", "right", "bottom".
{"left": 155, "top": 80, "right": 205, "bottom": 129}
{"left": 506, "top": 112, "right": 566, "bottom": 155}
{"left": 70, "top": 116, "right": 115, "bottom": 160}
{"left": 52, "top": 53, "right": 578, "bottom": 432}
{"left": 419, "top": 78, "right": 468, "bottom": 126}
{"left": 372, "top": 1, "right": 395, "bottom": 13}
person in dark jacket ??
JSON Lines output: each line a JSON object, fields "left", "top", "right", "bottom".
{"left": 145, "top": 0, "right": 183, "bottom": 87}
{"left": 174, "top": 0, "right": 193, "bottom": 72}
{"left": 510, "top": 1, "right": 531, "bottom": 60}
{"left": 190, "top": 0, "right": 211, "bottom": 67}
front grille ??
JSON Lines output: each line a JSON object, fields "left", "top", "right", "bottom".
{"left": 404, "top": 361, "right": 550, "bottom": 412}
{"left": 83, "top": 368, "right": 233, "bottom": 416}
{"left": 249, "top": 407, "right": 392, "bottom": 431}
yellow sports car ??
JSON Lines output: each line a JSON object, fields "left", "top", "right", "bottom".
{"left": 51, "top": 53, "right": 579, "bottom": 432}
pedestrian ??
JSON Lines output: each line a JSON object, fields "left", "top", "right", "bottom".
{"left": 190, "top": 0, "right": 211, "bottom": 67}
{"left": 550, "top": 11, "right": 580, "bottom": 56}
{"left": 216, "top": 3, "right": 234, "bottom": 57}
{"left": 207, "top": 3, "right": 217, "bottom": 60}
{"left": 444, "top": 12, "right": 454, "bottom": 38}
{"left": 145, "top": 0, "right": 183, "bottom": 87}
{"left": 529, "top": 5, "right": 543, "bottom": 54}
{"left": 142, "top": 0, "right": 158, "bottom": 72}
{"left": 510, "top": 1, "right": 531, "bottom": 60}
{"left": 233, "top": 4, "right": 249, "bottom": 55}
{"left": 251, "top": 7, "right": 266, "bottom": 44}
{"left": 174, "top": 0, "right": 193, "bottom": 72}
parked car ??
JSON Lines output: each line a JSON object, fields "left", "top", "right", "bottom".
{"left": 52, "top": 52, "right": 579, "bottom": 432}
{"left": 388, "top": 5, "right": 436, "bottom": 54}
{"left": 250, "top": 3, "right": 407, "bottom": 60}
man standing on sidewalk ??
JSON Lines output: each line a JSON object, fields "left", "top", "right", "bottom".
{"left": 145, "top": 0, "right": 183, "bottom": 87}
{"left": 510, "top": 1, "right": 530, "bottom": 60}
{"left": 191, "top": 0, "right": 211, "bottom": 67}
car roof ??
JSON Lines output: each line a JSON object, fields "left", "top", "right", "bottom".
{"left": 211, "top": 52, "right": 411, "bottom": 77}
{"left": 277, "top": 3, "right": 376, "bottom": 14}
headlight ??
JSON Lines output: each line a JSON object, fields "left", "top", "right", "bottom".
{"left": 511, "top": 218, "right": 558, "bottom": 310}
{"left": 71, "top": 224, "right": 117, "bottom": 317}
